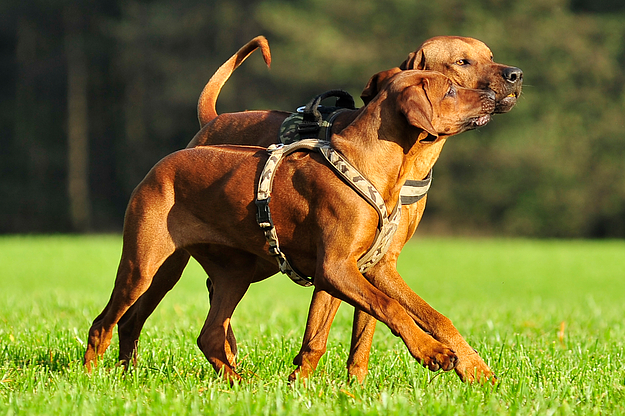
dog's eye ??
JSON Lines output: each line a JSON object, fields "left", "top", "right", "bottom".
{"left": 446, "top": 86, "right": 457, "bottom": 97}
{"left": 455, "top": 59, "right": 470, "bottom": 66}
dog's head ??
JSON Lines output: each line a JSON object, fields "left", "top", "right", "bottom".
{"left": 388, "top": 70, "right": 496, "bottom": 142}
{"left": 362, "top": 36, "right": 522, "bottom": 114}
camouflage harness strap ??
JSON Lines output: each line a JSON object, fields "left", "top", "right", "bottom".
{"left": 280, "top": 111, "right": 432, "bottom": 206}
{"left": 256, "top": 139, "right": 401, "bottom": 287}
{"left": 400, "top": 171, "right": 432, "bottom": 205}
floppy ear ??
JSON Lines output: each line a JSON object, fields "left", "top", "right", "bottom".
{"left": 399, "top": 49, "right": 426, "bottom": 70}
{"left": 360, "top": 68, "right": 402, "bottom": 105}
{"left": 398, "top": 81, "right": 438, "bottom": 138}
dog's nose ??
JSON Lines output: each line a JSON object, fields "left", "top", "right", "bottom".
{"left": 503, "top": 67, "right": 523, "bottom": 84}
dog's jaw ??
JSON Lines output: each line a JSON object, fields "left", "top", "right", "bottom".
{"left": 470, "top": 114, "right": 491, "bottom": 128}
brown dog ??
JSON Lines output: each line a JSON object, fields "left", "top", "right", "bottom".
{"left": 113, "top": 36, "right": 522, "bottom": 384}
{"left": 84, "top": 69, "right": 496, "bottom": 383}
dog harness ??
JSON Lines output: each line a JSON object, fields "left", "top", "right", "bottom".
{"left": 256, "top": 139, "right": 402, "bottom": 287}
{"left": 279, "top": 94, "right": 433, "bottom": 206}
{"left": 255, "top": 90, "right": 432, "bottom": 287}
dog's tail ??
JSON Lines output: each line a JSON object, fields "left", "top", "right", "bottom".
{"left": 197, "top": 36, "right": 271, "bottom": 127}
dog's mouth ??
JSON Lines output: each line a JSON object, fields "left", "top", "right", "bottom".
{"left": 495, "top": 91, "right": 520, "bottom": 114}
{"left": 469, "top": 114, "right": 491, "bottom": 128}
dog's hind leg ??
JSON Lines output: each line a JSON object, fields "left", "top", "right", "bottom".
{"left": 289, "top": 288, "right": 341, "bottom": 382}
{"left": 190, "top": 247, "right": 275, "bottom": 382}
{"left": 196, "top": 279, "right": 249, "bottom": 382}
{"left": 346, "top": 308, "right": 377, "bottom": 383}
{"left": 117, "top": 249, "right": 191, "bottom": 366}
{"left": 205, "top": 276, "right": 238, "bottom": 365}
{"left": 84, "top": 218, "right": 178, "bottom": 371}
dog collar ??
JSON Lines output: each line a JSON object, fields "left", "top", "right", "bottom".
{"left": 256, "top": 139, "right": 402, "bottom": 287}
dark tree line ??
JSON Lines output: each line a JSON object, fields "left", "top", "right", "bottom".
{"left": 1, "top": 0, "right": 625, "bottom": 237}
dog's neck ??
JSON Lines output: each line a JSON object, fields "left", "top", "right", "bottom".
{"left": 331, "top": 98, "right": 447, "bottom": 211}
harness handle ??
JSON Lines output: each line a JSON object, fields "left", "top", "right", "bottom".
{"left": 301, "top": 89, "right": 356, "bottom": 125}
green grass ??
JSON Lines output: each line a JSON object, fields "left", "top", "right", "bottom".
{"left": 1, "top": 235, "right": 624, "bottom": 415}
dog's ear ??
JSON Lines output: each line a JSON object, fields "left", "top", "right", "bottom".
{"left": 399, "top": 49, "right": 426, "bottom": 70}
{"left": 398, "top": 80, "right": 438, "bottom": 138}
{"left": 360, "top": 68, "right": 402, "bottom": 105}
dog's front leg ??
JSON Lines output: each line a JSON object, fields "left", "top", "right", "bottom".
{"left": 362, "top": 259, "right": 495, "bottom": 383}
{"left": 315, "top": 259, "right": 457, "bottom": 374}
{"left": 290, "top": 290, "right": 377, "bottom": 384}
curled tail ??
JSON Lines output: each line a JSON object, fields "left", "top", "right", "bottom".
{"left": 197, "top": 36, "right": 271, "bottom": 127}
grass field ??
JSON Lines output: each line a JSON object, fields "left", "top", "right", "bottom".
{"left": 1, "top": 235, "right": 624, "bottom": 415}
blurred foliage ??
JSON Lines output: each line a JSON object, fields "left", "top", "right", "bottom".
{"left": 1, "top": 0, "right": 624, "bottom": 236}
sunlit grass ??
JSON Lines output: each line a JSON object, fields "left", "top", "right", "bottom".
{"left": 0, "top": 235, "right": 624, "bottom": 414}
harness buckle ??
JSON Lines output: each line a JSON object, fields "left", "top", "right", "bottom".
{"left": 267, "top": 143, "right": 284, "bottom": 153}
{"left": 255, "top": 198, "right": 272, "bottom": 228}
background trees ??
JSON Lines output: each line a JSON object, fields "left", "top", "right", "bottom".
{"left": 1, "top": 0, "right": 624, "bottom": 237}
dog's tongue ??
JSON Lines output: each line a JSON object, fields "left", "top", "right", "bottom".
{"left": 475, "top": 115, "right": 491, "bottom": 127}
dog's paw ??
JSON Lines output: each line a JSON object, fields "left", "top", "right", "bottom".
{"left": 420, "top": 341, "right": 458, "bottom": 372}
{"left": 454, "top": 352, "right": 496, "bottom": 384}
{"left": 208, "top": 357, "right": 243, "bottom": 384}
{"left": 222, "top": 366, "right": 243, "bottom": 384}
{"left": 346, "top": 361, "right": 368, "bottom": 384}
{"left": 288, "top": 364, "right": 315, "bottom": 384}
